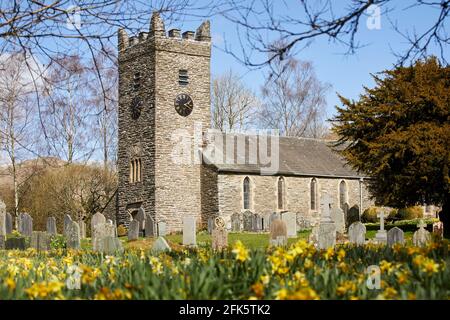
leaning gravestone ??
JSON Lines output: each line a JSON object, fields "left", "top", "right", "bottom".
{"left": 63, "top": 214, "right": 73, "bottom": 237}
{"left": 128, "top": 220, "right": 140, "bottom": 241}
{"left": 46, "top": 217, "right": 57, "bottom": 235}
{"left": 5, "top": 213, "right": 13, "bottom": 234}
{"left": 413, "top": 220, "right": 431, "bottom": 247}
{"left": 432, "top": 221, "right": 444, "bottom": 239}
{"left": 93, "top": 222, "right": 115, "bottom": 251}
{"left": 387, "top": 227, "right": 405, "bottom": 246}
{"left": 374, "top": 210, "right": 387, "bottom": 244}
{"left": 20, "top": 213, "right": 33, "bottom": 237}
{"left": 31, "top": 231, "right": 50, "bottom": 251}
{"left": 152, "top": 236, "right": 171, "bottom": 254}
{"left": 348, "top": 221, "right": 366, "bottom": 246}
{"left": 281, "top": 211, "right": 297, "bottom": 238}
{"left": 134, "top": 208, "right": 146, "bottom": 236}
{"left": 212, "top": 217, "right": 228, "bottom": 250}
{"left": 67, "top": 221, "right": 81, "bottom": 249}
{"left": 331, "top": 206, "right": 346, "bottom": 234}
{"left": 269, "top": 219, "right": 287, "bottom": 246}
{"left": 242, "top": 210, "right": 253, "bottom": 231}
{"left": 97, "top": 236, "right": 123, "bottom": 254}
{"left": 157, "top": 221, "right": 167, "bottom": 236}
{"left": 145, "top": 214, "right": 156, "bottom": 238}
{"left": 91, "top": 212, "right": 106, "bottom": 242}
{"left": 182, "top": 216, "right": 196, "bottom": 247}
{"left": 317, "top": 194, "right": 336, "bottom": 249}
{"left": 231, "top": 213, "right": 241, "bottom": 232}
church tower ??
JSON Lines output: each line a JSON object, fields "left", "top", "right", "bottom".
{"left": 116, "top": 12, "right": 211, "bottom": 232}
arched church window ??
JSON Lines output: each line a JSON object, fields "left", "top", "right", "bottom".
{"left": 310, "top": 178, "right": 317, "bottom": 210}
{"left": 130, "top": 158, "right": 142, "bottom": 183}
{"left": 339, "top": 180, "right": 347, "bottom": 210}
{"left": 243, "top": 177, "right": 250, "bottom": 210}
{"left": 278, "top": 177, "right": 285, "bottom": 210}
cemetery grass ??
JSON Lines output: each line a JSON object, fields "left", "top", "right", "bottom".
{"left": 0, "top": 239, "right": 449, "bottom": 300}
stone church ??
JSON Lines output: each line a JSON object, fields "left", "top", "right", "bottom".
{"left": 114, "top": 12, "right": 374, "bottom": 233}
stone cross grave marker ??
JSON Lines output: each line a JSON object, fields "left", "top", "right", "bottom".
{"left": 281, "top": 211, "right": 297, "bottom": 238}
{"left": 212, "top": 217, "right": 228, "bottom": 250}
{"left": 145, "top": 214, "right": 156, "bottom": 238}
{"left": 67, "top": 221, "right": 81, "bottom": 249}
{"left": 269, "top": 219, "right": 287, "bottom": 246}
{"left": 413, "top": 220, "right": 431, "bottom": 247}
{"left": 348, "top": 221, "right": 366, "bottom": 246}
{"left": 374, "top": 210, "right": 387, "bottom": 244}
{"left": 46, "top": 217, "right": 57, "bottom": 235}
{"left": 128, "top": 220, "right": 140, "bottom": 241}
{"left": 387, "top": 227, "right": 404, "bottom": 246}
{"left": 183, "top": 216, "right": 197, "bottom": 247}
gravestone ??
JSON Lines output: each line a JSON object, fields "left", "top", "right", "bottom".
{"left": 63, "top": 214, "right": 73, "bottom": 237}
{"left": 413, "top": 220, "right": 431, "bottom": 247}
{"left": 31, "top": 231, "right": 50, "bottom": 251}
{"left": 46, "top": 217, "right": 57, "bottom": 235}
{"left": 93, "top": 222, "right": 115, "bottom": 251}
{"left": 5, "top": 213, "right": 13, "bottom": 234}
{"left": 134, "top": 208, "right": 146, "bottom": 236}
{"left": 97, "top": 236, "right": 123, "bottom": 254}
{"left": 331, "top": 206, "right": 346, "bottom": 234}
{"left": 19, "top": 213, "right": 33, "bottom": 237}
{"left": 157, "top": 221, "right": 167, "bottom": 236}
{"left": 91, "top": 212, "right": 106, "bottom": 240}
{"left": 212, "top": 217, "right": 228, "bottom": 250}
{"left": 67, "top": 221, "right": 81, "bottom": 249}
{"left": 317, "top": 194, "right": 336, "bottom": 249}
{"left": 432, "top": 221, "right": 444, "bottom": 239}
{"left": 374, "top": 210, "right": 387, "bottom": 244}
{"left": 5, "top": 237, "right": 26, "bottom": 250}
{"left": 145, "top": 214, "right": 156, "bottom": 238}
{"left": 242, "top": 210, "right": 253, "bottom": 231}
{"left": 387, "top": 227, "right": 404, "bottom": 246}
{"left": 262, "top": 213, "right": 271, "bottom": 231}
{"left": 348, "top": 221, "right": 366, "bottom": 246}
{"left": 231, "top": 213, "right": 241, "bottom": 232}
{"left": 152, "top": 236, "right": 171, "bottom": 253}
{"left": 128, "top": 220, "right": 140, "bottom": 241}
{"left": 79, "top": 220, "right": 86, "bottom": 239}
{"left": 346, "top": 205, "right": 360, "bottom": 227}
{"left": 207, "top": 217, "right": 214, "bottom": 234}
{"left": 281, "top": 211, "right": 297, "bottom": 238}
{"left": 269, "top": 219, "right": 287, "bottom": 246}
{"left": 0, "top": 235, "right": 4, "bottom": 249}
{"left": 0, "top": 207, "right": 6, "bottom": 237}
{"left": 182, "top": 216, "right": 197, "bottom": 247}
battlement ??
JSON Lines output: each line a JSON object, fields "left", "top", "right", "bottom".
{"left": 118, "top": 12, "right": 210, "bottom": 52}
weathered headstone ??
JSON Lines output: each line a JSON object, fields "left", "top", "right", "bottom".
{"left": 317, "top": 194, "right": 336, "bottom": 249}
{"left": 387, "top": 227, "right": 405, "bottom": 246}
{"left": 262, "top": 213, "right": 271, "bottom": 231}
{"left": 5, "top": 237, "right": 26, "bottom": 250}
{"left": 5, "top": 212, "right": 13, "bottom": 234}
{"left": 97, "top": 236, "right": 123, "bottom": 254}
{"left": 67, "top": 221, "right": 81, "bottom": 249}
{"left": 347, "top": 205, "right": 360, "bottom": 227}
{"left": 145, "top": 214, "right": 156, "bottom": 238}
{"left": 128, "top": 220, "right": 140, "bottom": 241}
{"left": 242, "top": 210, "right": 253, "bottom": 231}
{"left": 19, "top": 213, "right": 33, "bottom": 237}
{"left": 212, "top": 217, "right": 228, "bottom": 250}
{"left": 152, "top": 236, "right": 171, "bottom": 253}
{"left": 432, "top": 221, "right": 444, "bottom": 239}
{"left": 281, "top": 211, "right": 297, "bottom": 238}
{"left": 374, "top": 210, "right": 387, "bottom": 244}
{"left": 0, "top": 206, "right": 6, "bottom": 237}
{"left": 331, "top": 206, "right": 346, "bottom": 234}
{"left": 93, "top": 222, "right": 115, "bottom": 251}
{"left": 31, "top": 231, "right": 50, "bottom": 251}
{"left": 183, "top": 216, "right": 197, "bottom": 246}
{"left": 269, "top": 219, "right": 287, "bottom": 246}
{"left": 157, "top": 221, "right": 167, "bottom": 236}
{"left": 231, "top": 213, "right": 241, "bottom": 232}
{"left": 413, "top": 220, "right": 431, "bottom": 247}
{"left": 134, "top": 208, "right": 146, "bottom": 236}
{"left": 348, "top": 221, "right": 366, "bottom": 246}
{"left": 91, "top": 212, "right": 106, "bottom": 240}
{"left": 46, "top": 217, "right": 57, "bottom": 235}
{"left": 63, "top": 214, "right": 73, "bottom": 237}
{"left": 79, "top": 220, "right": 86, "bottom": 239}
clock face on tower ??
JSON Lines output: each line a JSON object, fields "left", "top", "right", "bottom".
{"left": 174, "top": 93, "right": 193, "bottom": 117}
{"left": 130, "top": 96, "right": 143, "bottom": 120}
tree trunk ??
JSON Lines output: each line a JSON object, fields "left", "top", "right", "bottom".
{"left": 440, "top": 198, "right": 450, "bottom": 239}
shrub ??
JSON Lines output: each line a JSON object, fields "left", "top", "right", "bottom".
{"left": 361, "top": 207, "right": 378, "bottom": 223}
{"left": 50, "top": 234, "right": 66, "bottom": 249}
{"left": 397, "top": 206, "right": 423, "bottom": 220}
{"left": 117, "top": 225, "right": 127, "bottom": 237}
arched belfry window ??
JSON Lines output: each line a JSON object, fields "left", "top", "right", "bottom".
{"left": 243, "top": 177, "right": 250, "bottom": 210}
{"left": 130, "top": 158, "right": 142, "bottom": 183}
{"left": 339, "top": 180, "right": 347, "bottom": 210}
{"left": 310, "top": 178, "right": 317, "bottom": 210}
{"left": 277, "top": 177, "right": 285, "bottom": 210}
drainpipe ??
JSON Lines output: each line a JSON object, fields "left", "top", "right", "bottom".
{"left": 359, "top": 178, "right": 364, "bottom": 216}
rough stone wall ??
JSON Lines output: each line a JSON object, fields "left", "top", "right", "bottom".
{"left": 217, "top": 173, "right": 374, "bottom": 225}
{"left": 200, "top": 163, "right": 219, "bottom": 226}
{"left": 116, "top": 20, "right": 211, "bottom": 232}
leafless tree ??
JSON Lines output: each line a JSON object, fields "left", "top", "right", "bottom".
{"left": 259, "top": 58, "right": 330, "bottom": 138}
{"left": 211, "top": 70, "right": 258, "bottom": 131}
{"left": 0, "top": 52, "right": 40, "bottom": 220}
{"left": 218, "top": 0, "right": 450, "bottom": 69}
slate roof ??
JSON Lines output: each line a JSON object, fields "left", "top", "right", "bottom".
{"left": 202, "top": 133, "right": 365, "bottom": 179}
